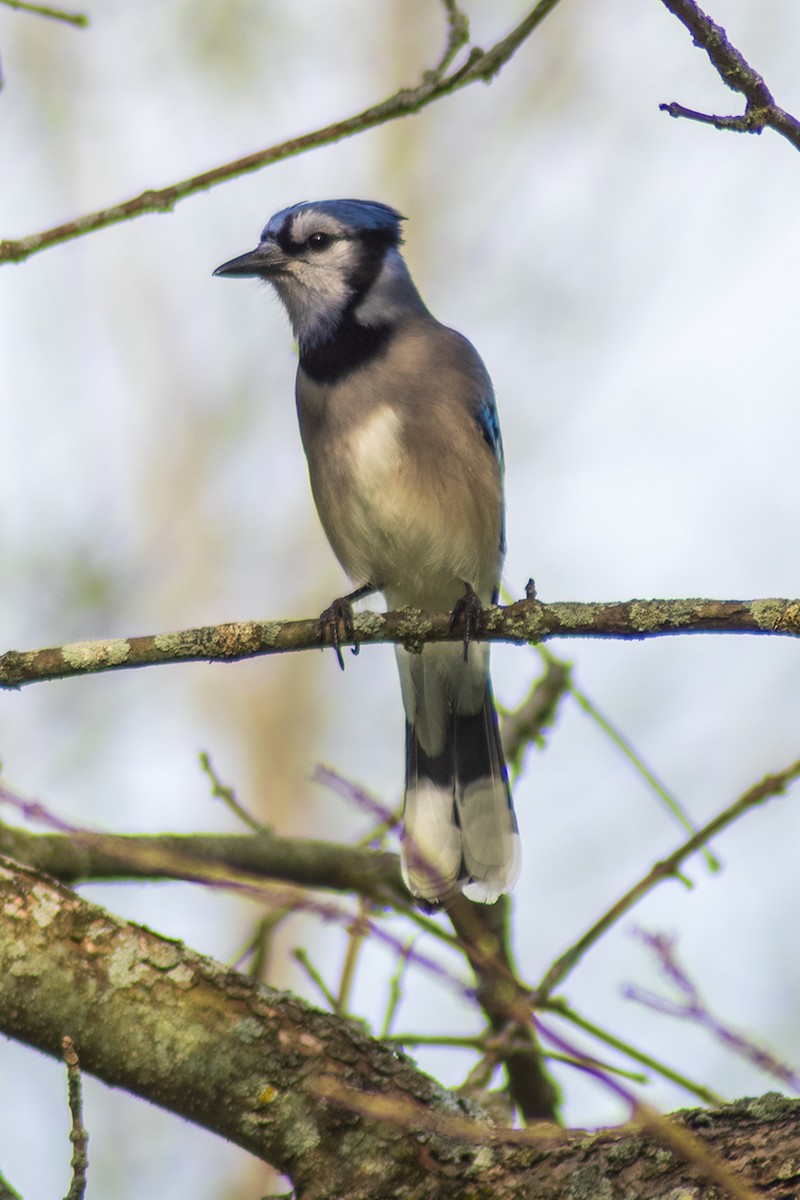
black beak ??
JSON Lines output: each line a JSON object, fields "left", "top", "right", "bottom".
{"left": 213, "top": 241, "right": 285, "bottom": 279}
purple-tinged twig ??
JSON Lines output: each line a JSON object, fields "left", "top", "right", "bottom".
{"left": 627, "top": 929, "right": 800, "bottom": 1093}
{"left": 535, "top": 1016, "right": 760, "bottom": 1200}
{"left": 659, "top": 0, "right": 800, "bottom": 151}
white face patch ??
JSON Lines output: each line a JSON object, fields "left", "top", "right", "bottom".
{"left": 269, "top": 211, "right": 359, "bottom": 345}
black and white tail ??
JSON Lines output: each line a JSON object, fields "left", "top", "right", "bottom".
{"left": 397, "top": 644, "right": 521, "bottom": 904}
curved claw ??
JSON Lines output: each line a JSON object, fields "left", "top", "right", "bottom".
{"left": 449, "top": 583, "right": 485, "bottom": 663}
{"left": 318, "top": 596, "right": 357, "bottom": 670}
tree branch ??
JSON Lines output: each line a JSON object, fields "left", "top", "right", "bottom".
{"left": 0, "top": 822, "right": 406, "bottom": 901}
{"left": 0, "top": 0, "right": 562, "bottom": 264}
{"left": 659, "top": 0, "right": 800, "bottom": 149}
{"left": 2, "top": 854, "right": 799, "bottom": 1199}
{"left": 0, "top": 812, "right": 563, "bottom": 1122}
{"left": 0, "top": 855, "right": 469, "bottom": 1199}
{"left": 6, "top": 748, "right": 799, "bottom": 1127}
{"left": 2, "top": 597, "right": 799, "bottom": 689}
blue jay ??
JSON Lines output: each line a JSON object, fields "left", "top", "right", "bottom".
{"left": 215, "top": 199, "right": 520, "bottom": 904}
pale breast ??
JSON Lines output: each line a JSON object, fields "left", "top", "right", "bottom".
{"left": 335, "top": 405, "right": 499, "bottom": 609}
{"left": 296, "top": 320, "right": 504, "bottom": 610}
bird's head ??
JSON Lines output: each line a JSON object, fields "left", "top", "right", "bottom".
{"left": 214, "top": 199, "right": 412, "bottom": 347}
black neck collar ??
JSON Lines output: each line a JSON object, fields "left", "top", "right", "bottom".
{"left": 299, "top": 310, "right": 393, "bottom": 384}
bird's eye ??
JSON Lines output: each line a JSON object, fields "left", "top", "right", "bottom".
{"left": 306, "top": 232, "right": 332, "bottom": 252}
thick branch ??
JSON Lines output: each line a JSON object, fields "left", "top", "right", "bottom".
{"left": 0, "top": 856, "right": 466, "bottom": 1199}
{"left": 2, "top": 856, "right": 799, "bottom": 1199}
{"left": 447, "top": 895, "right": 560, "bottom": 1123}
{"left": 659, "top": 0, "right": 800, "bottom": 149}
{"left": 0, "top": 823, "right": 405, "bottom": 901}
{"left": 0, "top": 819, "right": 561, "bottom": 1121}
{"left": 0, "top": 0, "right": 561, "bottom": 264}
{"left": 2, "top": 597, "right": 799, "bottom": 689}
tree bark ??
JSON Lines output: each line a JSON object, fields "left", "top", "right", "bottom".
{"left": 3, "top": 597, "right": 800, "bottom": 689}
{"left": 1, "top": 855, "right": 799, "bottom": 1198}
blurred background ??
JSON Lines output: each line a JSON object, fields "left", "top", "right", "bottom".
{"left": 2, "top": 0, "right": 800, "bottom": 1194}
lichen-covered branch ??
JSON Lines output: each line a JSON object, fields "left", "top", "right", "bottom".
{"left": 5, "top": 748, "right": 800, "bottom": 1128}
{"left": 659, "top": 0, "right": 800, "bottom": 149}
{"left": 0, "top": 856, "right": 467, "bottom": 1199}
{"left": 3, "top": 855, "right": 800, "bottom": 1199}
{"left": 1, "top": 597, "right": 799, "bottom": 690}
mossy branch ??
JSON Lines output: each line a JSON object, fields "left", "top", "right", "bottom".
{"left": 2, "top": 597, "right": 800, "bottom": 690}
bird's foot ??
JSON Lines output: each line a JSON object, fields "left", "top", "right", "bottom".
{"left": 318, "top": 583, "right": 378, "bottom": 670}
{"left": 450, "top": 583, "right": 484, "bottom": 663}
{"left": 318, "top": 596, "right": 357, "bottom": 671}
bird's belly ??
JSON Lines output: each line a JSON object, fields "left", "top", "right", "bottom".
{"left": 312, "top": 406, "right": 495, "bottom": 610}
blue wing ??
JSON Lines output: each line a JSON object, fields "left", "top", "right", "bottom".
{"left": 475, "top": 395, "right": 504, "bottom": 468}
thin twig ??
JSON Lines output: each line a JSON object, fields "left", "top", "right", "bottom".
{"left": 548, "top": 999, "right": 725, "bottom": 1106}
{"left": 336, "top": 896, "right": 373, "bottom": 1016}
{"left": 628, "top": 930, "right": 800, "bottom": 1093}
{"left": 0, "top": 0, "right": 88, "bottom": 26}
{"left": 537, "top": 756, "right": 800, "bottom": 998}
{"left": 293, "top": 948, "right": 337, "bottom": 1011}
{"left": 199, "top": 750, "right": 264, "bottom": 833}
{"left": 570, "top": 683, "right": 719, "bottom": 871}
{"left": 380, "top": 938, "right": 416, "bottom": 1037}
{"left": 500, "top": 647, "right": 571, "bottom": 775}
{"left": 659, "top": 0, "right": 800, "bottom": 151}
{"left": 62, "top": 1036, "right": 89, "bottom": 1200}
{"left": 0, "top": 0, "right": 564, "bottom": 264}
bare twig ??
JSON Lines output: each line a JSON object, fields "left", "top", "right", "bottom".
{"left": 537, "top": 756, "right": 800, "bottom": 998}
{"left": 0, "top": 0, "right": 88, "bottom": 26}
{"left": 62, "top": 1036, "right": 89, "bottom": 1200}
{"left": 336, "top": 896, "right": 373, "bottom": 1016}
{"left": 3, "top": 596, "right": 800, "bottom": 690}
{"left": 199, "top": 750, "right": 264, "bottom": 833}
{"left": 500, "top": 648, "right": 571, "bottom": 775}
{"left": 0, "top": 0, "right": 563, "bottom": 264}
{"left": 548, "top": 999, "right": 725, "bottom": 1106}
{"left": 659, "top": 0, "right": 800, "bottom": 150}
{"left": 292, "top": 947, "right": 337, "bottom": 1011}
{"left": 570, "top": 681, "right": 718, "bottom": 868}
{"left": 534, "top": 1019, "right": 762, "bottom": 1200}
{"left": 628, "top": 931, "right": 800, "bottom": 1093}
{"left": 379, "top": 938, "right": 416, "bottom": 1037}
